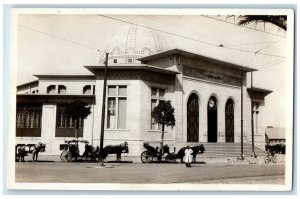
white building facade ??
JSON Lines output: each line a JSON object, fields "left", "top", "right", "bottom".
{"left": 16, "top": 25, "right": 271, "bottom": 156}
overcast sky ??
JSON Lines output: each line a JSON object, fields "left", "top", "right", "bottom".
{"left": 15, "top": 12, "right": 292, "bottom": 129}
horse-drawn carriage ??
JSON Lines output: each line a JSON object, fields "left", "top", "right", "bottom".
{"left": 60, "top": 139, "right": 97, "bottom": 162}
{"left": 140, "top": 142, "right": 205, "bottom": 163}
{"left": 60, "top": 139, "right": 129, "bottom": 162}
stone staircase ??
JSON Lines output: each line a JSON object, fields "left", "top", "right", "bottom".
{"left": 171, "top": 142, "right": 267, "bottom": 158}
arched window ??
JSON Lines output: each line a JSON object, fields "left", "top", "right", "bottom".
{"left": 187, "top": 93, "right": 199, "bottom": 142}
{"left": 58, "top": 85, "right": 66, "bottom": 94}
{"left": 47, "top": 85, "right": 56, "bottom": 94}
{"left": 225, "top": 99, "right": 234, "bottom": 142}
{"left": 83, "top": 85, "right": 92, "bottom": 94}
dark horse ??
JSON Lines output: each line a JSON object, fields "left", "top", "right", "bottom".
{"left": 176, "top": 144, "right": 205, "bottom": 163}
{"left": 32, "top": 142, "right": 46, "bottom": 162}
{"left": 16, "top": 142, "right": 46, "bottom": 162}
{"left": 101, "top": 142, "right": 129, "bottom": 162}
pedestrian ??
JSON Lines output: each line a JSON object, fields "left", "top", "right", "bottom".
{"left": 184, "top": 145, "right": 193, "bottom": 167}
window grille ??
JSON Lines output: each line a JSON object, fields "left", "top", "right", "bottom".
{"left": 16, "top": 105, "right": 42, "bottom": 137}
{"left": 16, "top": 106, "right": 42, "bottom": 128}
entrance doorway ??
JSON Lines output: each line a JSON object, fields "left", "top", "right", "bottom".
{"left": 225, "top": 99, "right": 234, "bottom": 142}
{"left": 207, "top": 96, "right": 217, "bottom": 142}
{"left": 187, "top": 93, "right": 199, "bottom": 142}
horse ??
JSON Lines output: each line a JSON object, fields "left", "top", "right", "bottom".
{"left": 16, "top": 145, "right": 30, "bottom": 162}
{"left": 16, "top": 142, "right": 46, "bottom": 162}
{"left": 32, "top": 142, "right": 46, "bottom": 162}
{"left": 176, "top": 144, "right": 205, "bottom": 163}
{"left": 101, "top": 142, "right": 129, "bottom": 162}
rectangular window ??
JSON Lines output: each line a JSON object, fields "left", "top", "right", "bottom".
{"left": 55, "top": 105, "right": 83, "bottom": 137}
{"left": 16, "top": 105, "right": 42, "bottom": 137}
{"left": 107, "top": 98, "right": 116, "bottom": 129}
{"left": 150, "top": 88, "right": 165, "bottom": 130}
{"left": 108, "top": 86, "right": 116, "bottom": 96}
{"left": 106, "top": 86, "right": 127, "bottom": 129}
{"left": 118, "top": 98, "right": 127, "bottom": 129}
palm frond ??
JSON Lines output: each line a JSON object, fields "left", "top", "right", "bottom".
{"left": 238, "top": 15, "right": 287, "bottom": 31}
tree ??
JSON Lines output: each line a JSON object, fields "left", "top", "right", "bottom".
{"left": 238, "top": 15, "right": 287, "bottom": 31}
{"left": 65, "top": 100, "right": 91, "bottom": 139}
{"left": 151, "top": 100, "right": 176, "bottom": 155}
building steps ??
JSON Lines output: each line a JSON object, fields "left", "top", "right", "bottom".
{"left": 170, "top": 142, "right": 266, "bottom": 158}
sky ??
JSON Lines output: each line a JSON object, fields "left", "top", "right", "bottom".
{"left": 15, "top": 11, "right": 293, "bottom": 129}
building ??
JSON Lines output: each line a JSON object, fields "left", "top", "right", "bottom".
{"left": 16, "top": 25, "right": 272, "bottom": 156}
{"left": 265, "top": 127, "right": 286, "bottom": 146}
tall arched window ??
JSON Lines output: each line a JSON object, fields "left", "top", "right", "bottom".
{"left": 225, "top": 99, "right": 234, "bottom": 142}
{"left": 187, "top": 93, "right": 199, "bottom": 142}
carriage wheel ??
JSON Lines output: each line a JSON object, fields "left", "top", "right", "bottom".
{"left": 272, "top": 156, "right": 277, "bottom": 163}
{"left": 66, "top": 152, "right": 75, "bottom": 162}
{"left": 141, "top": 151, "right": 153, "bottom": 163}
{"left": 60, "top": 150, "right": 69, "bottom": 162}
{"left": 264, "top": 156, "right": 271, "bottom": 164}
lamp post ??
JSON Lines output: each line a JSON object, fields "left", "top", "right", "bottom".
{"left": 99, "top": 53, "right": 109, "bottom": 165}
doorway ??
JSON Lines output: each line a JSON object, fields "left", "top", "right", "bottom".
{"left": 207, "top": 96, "right": 217, "bottom": 142}
{"left": 225, "top": 99, "right": 234, "bottom": 142}
{"left": 187, "top": 93, "right": 199, "bottom": 142}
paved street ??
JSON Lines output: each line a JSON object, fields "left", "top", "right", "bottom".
{"left": 15, "top": 160, "right": 285, "bottom": 184}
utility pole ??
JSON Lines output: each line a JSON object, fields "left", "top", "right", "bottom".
{"left": 99, "top": 53, "right": 108, "bottom": 165}
{"left": 240, "top": 72, "right": 244, "bottom": 160}
{"left": 251, "top": 72, "right": 256, "bottom": 157}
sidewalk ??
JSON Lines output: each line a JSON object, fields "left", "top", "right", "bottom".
{"left": 36, "top": 154, "right": 285, "bottom": 165}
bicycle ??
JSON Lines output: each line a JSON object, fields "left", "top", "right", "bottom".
{"left": 264, "top": 151, "right": 277, "bottom": 164}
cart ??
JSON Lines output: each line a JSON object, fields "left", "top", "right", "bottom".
{"left": 140, "top": 142, "right": 177, "bottom": 163}
{"left": 60, "top": 139, "right": 97, "bottom": 162}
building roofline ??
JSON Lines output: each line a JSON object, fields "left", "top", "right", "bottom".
{"left": 84, "top": 64, "right": 180, "bottom": 75}
{"left": 17, "top": 80, "right": 39, "bottom": 89}
{"left": 138, "top": 48, "right": 258, "bottom": 72}
{"left": 33, "top": 75, "right": 95, "bottom": 79}
{"left": 17, "top": 94, "right": 96, "bottom": 104}
{"left": 247, "top": 87, "right": 273, "bottom": 95}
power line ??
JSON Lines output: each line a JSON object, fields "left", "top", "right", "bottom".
{"left": 255, "top": 57, "right": 285, "bottom": 68}
{"left": 246, "top": 54, "right": 257, "bottom": 67}
{"left": 19, "top": 25, "right": 100, "bottom": 51}
{"left": 151, "top": 16, "right": 284, "bottom": 49}
{"left": 98, "top": 14, "right": 220, "bottom": 47}
{"left": 258, "top": 59, "right": 285, "bottom": 70}
{"left": 97, "top": 14, "right": 286, "bottom": 58}
{"left": 255, "top": 38, "right": 285, "bottom": 54}
{"left": 200, "top": 15, "right": 286, "bottom": 38}
{"left": 225, "top": 41, "right": 276, "bottom": 47}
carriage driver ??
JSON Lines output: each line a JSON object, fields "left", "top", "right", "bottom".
{"left": 184, "top": 145, "right": 193, "bottom": 167}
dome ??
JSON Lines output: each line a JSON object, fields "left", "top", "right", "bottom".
{"left": 100, "top": 24, "right": 168, "bottom": 64}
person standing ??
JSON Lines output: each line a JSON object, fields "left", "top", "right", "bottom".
{"left": 184, "top": 145, "right": 193, "bottom": 167}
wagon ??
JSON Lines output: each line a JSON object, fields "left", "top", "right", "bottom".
{"left": 140, "top": 142, "right": 205, "bottom": 163}
{"left": 60, "top": 139, "right": 97, "bottom": 162}
{"left": 140, "top": 142, "right": 176, "bottom": 163}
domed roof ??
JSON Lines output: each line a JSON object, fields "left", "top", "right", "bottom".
{"left": 100, "top": 24, "right": 168, "bottom": 64}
